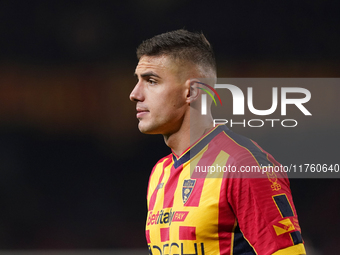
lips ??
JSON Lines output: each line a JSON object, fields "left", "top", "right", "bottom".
{"left": 136, "top": 107, "right": 149, "bottom": 118}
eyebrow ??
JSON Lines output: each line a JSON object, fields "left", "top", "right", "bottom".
{"left": 134, "top": 71, "right": 161, "bottom": 78}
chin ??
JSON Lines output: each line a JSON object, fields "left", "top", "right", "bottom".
{"left": 138, "top": 122, "right": 165, "bottom": 135}
{"left": 138, "top": 123, "right": 157, "bottom": 134}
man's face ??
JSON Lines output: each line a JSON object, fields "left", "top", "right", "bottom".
{"left": 130, "top": 55, "right": 189, "bottom": 135}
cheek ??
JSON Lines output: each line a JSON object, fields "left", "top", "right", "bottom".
{"left": 163, "top": 99, "right": 187, "bottom": 120}
{"left": 149, "top": 86, "right": 187, "bottom": 116}
{"left": 160, "top": 99, "right": 184, "bottom": 116}
{"left": 166, "top": 89, "right": 187, "bottom": 108}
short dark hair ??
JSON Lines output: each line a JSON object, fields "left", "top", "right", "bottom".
{"left": 136, "top": 29, "right": 216, "bottom": 77}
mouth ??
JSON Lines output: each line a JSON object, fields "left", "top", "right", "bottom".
{"left": 136, "top": 108, "right": 149, "bottom": 118}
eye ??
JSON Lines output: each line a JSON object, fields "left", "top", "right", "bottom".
{"left": 148, "top": 79, "right": 157, "bottom": 85}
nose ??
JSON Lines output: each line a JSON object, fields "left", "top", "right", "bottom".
{"left": 129, "top": 82, "right": 144, "bottom": 102}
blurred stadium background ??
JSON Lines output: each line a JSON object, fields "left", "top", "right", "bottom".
{"left": 0, "top": 1, "right": 339, "bottom": 254}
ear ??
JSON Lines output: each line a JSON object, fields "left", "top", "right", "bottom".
{"left": 186, "top": 79, "right": 201, "bottom": 104}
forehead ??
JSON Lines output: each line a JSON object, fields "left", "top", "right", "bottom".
{"left": 135, "top": 55, "right": 178, "bottom": 77}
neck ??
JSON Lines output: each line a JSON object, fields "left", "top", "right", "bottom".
{"left": 163, "top": 108, "right": 214, "bottom": 156}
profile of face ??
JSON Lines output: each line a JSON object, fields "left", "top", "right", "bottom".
{"left": 130, "top": 55, "right": 190, "bottom": 135}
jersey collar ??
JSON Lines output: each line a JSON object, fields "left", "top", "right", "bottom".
{"left": 172, "top": 125, "right": 228, "bottom": 168}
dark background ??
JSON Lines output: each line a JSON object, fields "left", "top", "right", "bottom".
{"left": 0, "top": 0, "right": 339, "bottom": 253}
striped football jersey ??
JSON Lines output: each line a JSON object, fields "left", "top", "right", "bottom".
{"left": 146, "top": 125, "right": 305, "bottom": 255}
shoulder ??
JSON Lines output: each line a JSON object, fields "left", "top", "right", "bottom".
{"left": 217, "top": 128, "right": 278, "bottom": 167}
{"left": 150, "top": 153, "right": 173, "bottom": 176}
{"left": 147, "top": 154, "right": 172, "bottom": 198}
{"left": 153, "top": 154, "right": 172, "bottom": 168}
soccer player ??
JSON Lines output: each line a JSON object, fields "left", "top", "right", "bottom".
{"left": 130, "top": 29, "right": 305, "bottom": 255}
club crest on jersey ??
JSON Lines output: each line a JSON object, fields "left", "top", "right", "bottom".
{"left": 182, "top": 179, "right": 196, "bottom": 204}
{"left": 266, "top": 172, "right": 281, "bottom": 191}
